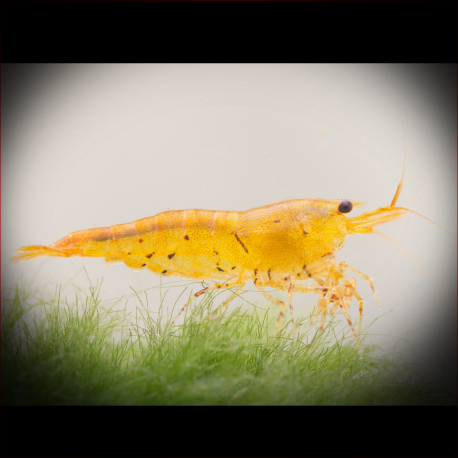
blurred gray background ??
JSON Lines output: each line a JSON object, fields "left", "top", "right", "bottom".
{"left": 2, "top": 64, "right": 456, "bottom": 390}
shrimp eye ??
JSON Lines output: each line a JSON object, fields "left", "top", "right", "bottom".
{"left": 338, "top": 200, "right": 353, "bottom": 213}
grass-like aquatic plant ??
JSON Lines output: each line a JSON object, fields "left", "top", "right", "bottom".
{"left": 1, "top": 278, "right": 455, "bottom": 405}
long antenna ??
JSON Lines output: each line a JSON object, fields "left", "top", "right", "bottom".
{"left": 372, "top": 228, "right": 447, "bottom": 301}
{"left": 402, "top": 156, "right": 456, "bottom": 207}
{"left": 396, "top": 207, "right": 457, "bottom": 239}
{"left": 390, "top": 115, "right": 408, "bottom": 207}
{"left": 388, "top": 109, "right": 456, "bottom": 239}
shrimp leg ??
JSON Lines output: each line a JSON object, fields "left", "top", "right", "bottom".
{"left": 337, "top": 261, "right": 380, "bottom": 309}
{"left": 256, "top": 285, "right": 287, "bottom": 334}
{"left": 353, "top": 288, "right": 364, "bottom": 334}
{"left": 206, "top": 285, "right": 244, "bottom": 321}
{"left": 169, "top": 278, "right": 244, "bottom": 328}
{"left": 259, "top": 279, "right": 363, "bottom": 353}
{"left": 287, "top": 277, "right": 297, "bottom": 341}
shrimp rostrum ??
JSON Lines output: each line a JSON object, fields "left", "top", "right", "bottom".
{"left": 10, "top": 159, "right": 454, "bottom": 352}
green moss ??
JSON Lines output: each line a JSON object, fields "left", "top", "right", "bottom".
{"left": 1, "top": 280, "right": 455, "bottom": 405}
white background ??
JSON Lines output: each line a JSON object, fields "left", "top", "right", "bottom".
{"left": 2, "top": 64, "right": 456, "bottom": 389}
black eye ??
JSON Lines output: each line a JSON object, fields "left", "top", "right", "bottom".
{"left": 338, "top": 200, "right": 353, "bottom": 213}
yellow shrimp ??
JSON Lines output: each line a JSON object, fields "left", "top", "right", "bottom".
{"left": 9, "top": 154, "right": 455, "bottom": 353}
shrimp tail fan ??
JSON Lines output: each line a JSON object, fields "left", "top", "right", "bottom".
{"left": 9, "top": 245, "right": 68, "bottom": 263}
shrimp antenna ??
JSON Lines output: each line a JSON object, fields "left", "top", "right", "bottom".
{"left": 388, "top": 115, "right": 455, "bottom": 239}
{"left": 402, "top": 156, "right": 456, "bottom": 207}
{"left": 395, "top": 207, "right": 457, "bottom": 239}
{"left": 391, "top": 118, "right": 456, "bottom": 239}
{"left": 390, "top": 115, "right": 408, "bottom": 207}
{"left": 372, "top": 228, "right": 447, "bottom": 301}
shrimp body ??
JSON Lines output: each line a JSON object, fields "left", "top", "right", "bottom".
{"left": 12, "top": 161, "right": 443, "bottom": 353}
{"left": 12, "top": 199, "right": 359, "bottom": 282}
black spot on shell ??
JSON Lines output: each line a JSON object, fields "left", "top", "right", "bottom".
{"left": 232, "top": 266, "right": 236, "bottom": 270}
{"left": 217, "top": 267, "right": 224, "bottom": 272}
{"left": 184, "top": 235, "right": 189, "bottom": 240}
{"left": 139, "top": 239, "right": 143, "bottom": 243}
{"left": 162, "top": 270, "right": 167, "bottom": 274}
{"left": 234, "top": 233, "right": 249, "bottom": 253}
{"left": 146, "top": 253, "right": 153, "bottom": 258}
{"left": 142, "top": 264, "right": 146, "bottom": 267}
{"left": 214, "top": 250, "right": 219, "bottom": 255}
{"left": 168, "top": 253, "right": 175, "bottom": 259}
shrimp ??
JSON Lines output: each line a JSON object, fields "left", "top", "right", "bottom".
{"left": 9, "top": 153, "right": 456, "bottom": 353}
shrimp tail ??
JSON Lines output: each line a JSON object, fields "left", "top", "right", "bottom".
{"left": 9, "top": 245, "right": 73, "bottom": 263}
{"left": 9, "top": 226, "right": 113, "bottom": 263}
